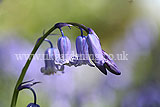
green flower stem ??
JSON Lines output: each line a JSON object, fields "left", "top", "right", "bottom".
{"left": 25, "top": 88, "right": 37, "bottom": 104}
{"left": 10, "top": 25, "right": 56, "bottom": 107}
{"left": 66, "top": 22, "right": 89, "bottom": 34}
{"left": 10, "top": 22, "right": 89, "bottom": 107}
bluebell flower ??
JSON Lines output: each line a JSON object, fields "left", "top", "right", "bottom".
{"left": 72, "top": 27, "right": 94, "bottom": 67}
{"left": 39, "top": 38, "right": 65, "bottom": 75}
{"left": 75, "top": 35, "right": 94, "bottom": 67}
{"left": 41, "top": 48, "right": 57, "bottom": 75}
{"left": 86, "top": 28, "right": 121, "bottom": 75}
{"left": 41, "top": 48, "right": 64, "bottom": 75}
{"left": 57, "top": 33, "right": 71, "bottom": 64}
{"left": 27, "top": 103, "right": 40, "bottom": 107}
{"left": 86, "top": 33, "right": 107, "bottom": 75}
{"left": 39, "top": 23, "right": 120, "bottom": 75}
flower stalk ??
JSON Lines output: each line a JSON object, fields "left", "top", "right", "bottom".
{"left": 10, "top": 23, "right": 90, "bottom": 107}
{"left": 10, "top": 22, "right": 120, "bottom": 107}
{"left": 10, "top": 25, "right": 57, "bottom": 107}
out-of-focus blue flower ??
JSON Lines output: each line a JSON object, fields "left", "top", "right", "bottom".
{"left": 122, "top": 84, "right": 160, "bottom": 107}
{"left": 27, "top": 103, "right": 40, "bottom": 107}
{"left": 57, "top": 36, "right": 71, "bottom": 64}
{"left": 41, "top": 48, "right": 64, "bottom": 75}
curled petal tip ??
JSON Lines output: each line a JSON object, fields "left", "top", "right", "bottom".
{"left": 102, "top": 50, "right": 121, "bottom": 75}
{"left": 95, "top": 63, "right": 107, "bottom": 75}
{"left": 104, "top": 63, "right": 121, "bottom": 75}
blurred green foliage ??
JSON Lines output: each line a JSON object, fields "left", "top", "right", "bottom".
{"left": 0, "top": 0, "right": 134, "bottom": 44}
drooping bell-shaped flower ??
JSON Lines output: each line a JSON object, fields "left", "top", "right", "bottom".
{"left": 57, "top": 28, "right": 71, "bottom": 64}
{"left": 41, "top": 48, "right": 57, "bottom": 75}
{"left": 41, "top": 47, "right": 65, "bottom": 75}
{"left": 27, "top": 103, "right": 40, "bottom": 107}
{"left": 86, "top": 28, "right": 121, "bottom": 75}
{"left": 75, "top": 35, "right": 94, "bottom": 67}
{"left": 40, "top": 39, "right": 64, "bottom": 75}
{"left": 86, "top": 28, "right": 107, "bottom": 75}
{"left": 102, "top": 50, "right": 121, "bottom": 75}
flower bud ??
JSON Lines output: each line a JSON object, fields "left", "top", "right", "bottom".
{"left": 86, "top": 33, "right": 107, "bottom": 75}
{"left": 75, "top": 36, "right": 94, "bottom": 67}
{"left": 57, "top": 36, "right": 71, "bottom": 64}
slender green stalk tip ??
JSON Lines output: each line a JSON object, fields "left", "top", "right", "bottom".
{"left": 10, "top": 22, "right": 89, "bottom": 107}
{"left": 66, "top": 22, "right": 89, "bottom": 33}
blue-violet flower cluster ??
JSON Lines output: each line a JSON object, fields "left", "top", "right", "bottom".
{"left": 10, "top": 22, "right": 121, "bottom": 107}
{"left": 40, "top": 23, "right": 121, "bottom": 75}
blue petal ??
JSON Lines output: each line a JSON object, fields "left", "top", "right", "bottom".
{"left": 57, "top": 36, "right": 71, "bottom": 64}
{"left": 76, "top": 36, "right": 84, "bottom": 55}
{"left": 86, "top": 34, "right": 107, "bottom": 75}
{"left": 102, "top": 50, "right": 121, "bottom": 75}
{"left": 44, "top": 48, "right": 55, "bottom": 68}
{"left": 76, "top": 36, "right": 88, "bottom": 57}
{"left": 75, "top": 36, "right": 94, "bottom": 67}
{"left": 41, "top": 48, "right": 65, "bottom": 75}
{"left": 94, "top": 62, "right": 107, "bottom": 75}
